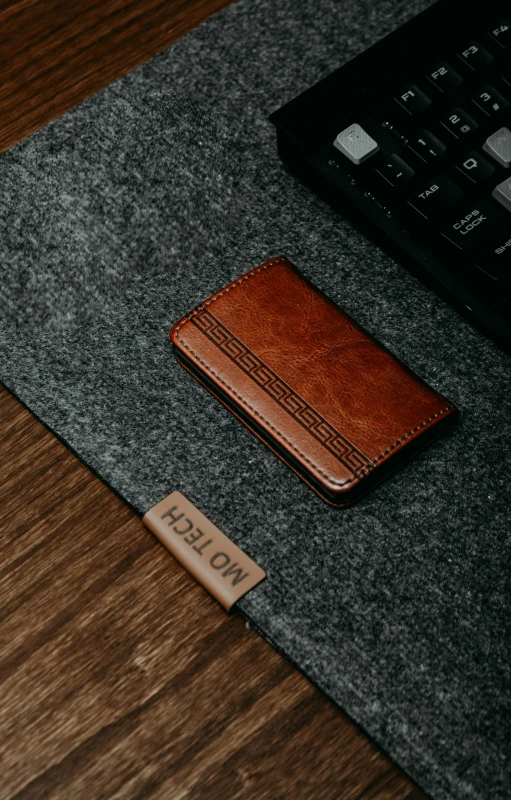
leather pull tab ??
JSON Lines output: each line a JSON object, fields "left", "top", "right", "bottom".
{"left": 142, "top": 491, "right": 266, "bottom": 611}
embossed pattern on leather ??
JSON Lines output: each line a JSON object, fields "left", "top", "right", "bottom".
{"left": 171, "top": 256, "right": 458, "bottom": 505}
{"left": 191, "top": 308, "right": 372, "bottom": 475}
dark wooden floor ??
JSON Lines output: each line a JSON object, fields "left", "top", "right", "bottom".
{"left": 0, "top": 2, "right": 427, "bottom": 798}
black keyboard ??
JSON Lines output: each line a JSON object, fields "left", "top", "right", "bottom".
{"left": 270, "top": 0, "right": 511, "bottom": 349}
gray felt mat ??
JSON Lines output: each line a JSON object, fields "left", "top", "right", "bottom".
{"left": 1, "top": 1, "right": 510, "bottom": 799}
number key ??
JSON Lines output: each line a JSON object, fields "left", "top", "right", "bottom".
{"left": 440, "top": 108, "right": 478, "bottom": 139}
{"left": 471, "top": 85, "right": 509, "bottom": 117}
{"left": 408, "top": 130, "right": 446, "bottom": 162}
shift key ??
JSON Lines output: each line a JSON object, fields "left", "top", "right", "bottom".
{"left": 408, "top": 175, "right": 463, "bottom": 219}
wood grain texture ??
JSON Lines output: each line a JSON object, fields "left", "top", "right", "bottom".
{"left": 0, "top": 0, "right": 232, "bottom": 153}
{"left": 0, "top": 1, "right": 428, "bottom": 797}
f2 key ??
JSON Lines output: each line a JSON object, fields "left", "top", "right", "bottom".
{"left": 425, "top": 62, "right": 463, "bottom": 93}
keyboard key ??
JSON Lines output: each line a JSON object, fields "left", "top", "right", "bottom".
{"left": 374, "top": 154, "right": 415, "bottom": 187}
{"left": 440, "top": 201, "right": 503, "bottom": 248}
{"left": 408, "top": 130, "right": 446, "bottom": 162}
{"left": 488, "top": 21, "right": 511, "bottom": 50}
{"left": 440, "top": 108, "right": 478, "bottom": 139}
{"left": 381, "top": 120, "right": 409, "bottom": 146}
{"left": 457, "top": 41, "right": 493, "bottom": 70}
{"left": 471, "top": 85, "right": 509, "bottom": 117}
{"left": 408, "top": 175, "right": 463, "bottom": 219}
{"left": 483, "top": 127, "right": 511, "bottom": 167}
{"left": 456, "top": 151, "right": 495, "bottom": 183}
{"left": 394, "top": 84, "right": 432, "bottom": 114}
{"left": 492, "top": 176, "right": 511, "bottom": 212}
{"left": 425, "top": 62, "right": 463, "bottom": 93}
{"left": 474, "top": 232, "right": 511, "bottom": 280}
{"left": 333, "top": 124, "right": 379, "bottom": 164}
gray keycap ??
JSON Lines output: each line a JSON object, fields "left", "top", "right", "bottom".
{"left": 483, "top": 127, "right": 511, "bottom": 166}
{"left": 492, "top": 176, "right": 511, "bottom": 211}
{"left": 333, "top": 124, "right": 379, "bottom": 164}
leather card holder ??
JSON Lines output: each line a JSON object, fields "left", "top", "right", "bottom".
{"left": 170, "top": 256, "right": 458, "bottom": 506}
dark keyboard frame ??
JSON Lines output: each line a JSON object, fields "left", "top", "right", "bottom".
{"left": 270, "top": 0, "right": 511, "bottom": 350}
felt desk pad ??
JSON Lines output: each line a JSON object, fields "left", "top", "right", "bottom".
{"left": 0, "top": 1, "right": 510, "bottom": 798}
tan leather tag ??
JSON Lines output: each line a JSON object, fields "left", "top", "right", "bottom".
{"left": 142, "top": 491, "right": 266, "bottom": 611}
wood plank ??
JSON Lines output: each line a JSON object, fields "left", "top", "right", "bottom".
{"left": 0, "top": 386, "right": 425, "bottom": 798}
{"left": 0, "top": 0, "right": 233, "bottom": 152}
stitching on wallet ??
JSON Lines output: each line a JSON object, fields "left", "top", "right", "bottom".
{"left": 173, "top": 257, "right": 287, "bottom": 337}
{"left": 173, "top": 258, "right": 454, "bottom": 488}
{"left": 191, "top": 308, "right": 371, "bottom": 475}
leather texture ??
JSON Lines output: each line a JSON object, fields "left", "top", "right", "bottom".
{"left": 171, "top": 256, "right": 458, "bottom": 506}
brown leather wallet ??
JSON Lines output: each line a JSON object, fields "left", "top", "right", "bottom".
{"left": 171, "top": 256, "right": 458, "bottom": 506}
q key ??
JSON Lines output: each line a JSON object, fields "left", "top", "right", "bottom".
{"left": 456, "top": 151, "right": 495, "bottom": 183}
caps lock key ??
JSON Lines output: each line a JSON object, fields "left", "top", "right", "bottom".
{"left": 440, "top": 201, "right": 503, "bottom": 248}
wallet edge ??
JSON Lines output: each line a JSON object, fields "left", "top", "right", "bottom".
{"left": 173, "top": 347, "right": 458, "bottom": 506}
{"left": 170, "top": 256, "right": 459, "bottom": 506}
